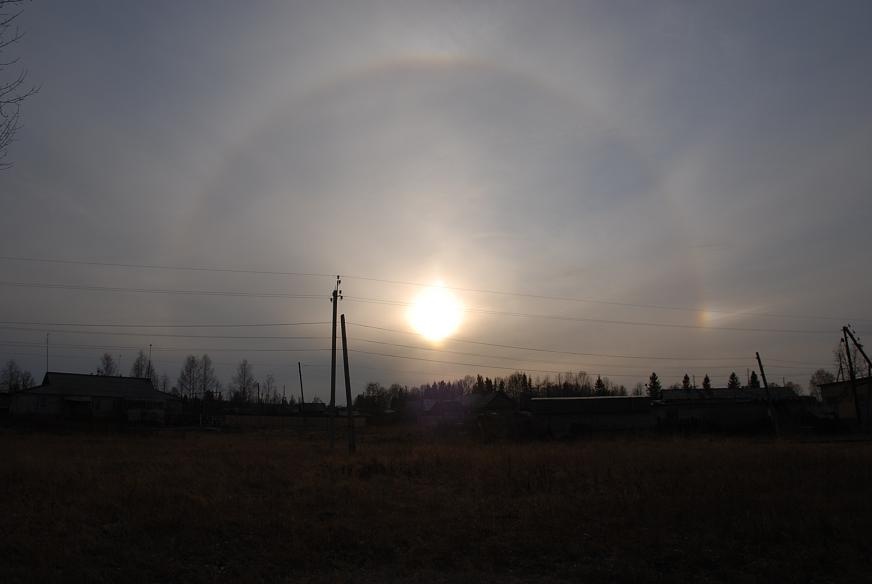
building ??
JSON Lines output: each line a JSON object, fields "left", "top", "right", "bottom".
{"left": 528, "top": 396, "right": 654, "bottom": 437}
{"left": 10, "top": 372, "right": 178, "bottom": 424}
{"left": 657, "top": 387, "right": 804, "bottom": 432}
{"left": 819, "top": 378, "right": 872, "bottom": 423}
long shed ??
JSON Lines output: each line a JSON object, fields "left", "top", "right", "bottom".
{"left": 11, "top": 372, "right": 178, "bottom": 424}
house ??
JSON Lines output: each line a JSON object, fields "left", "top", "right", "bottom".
{"left": 819, "top": 378, "right": 872, "bottom": 423}
{"left": 10, "top": 372, "right": 178, "bottom": 424}
{"left": 656, "top": 386, "right": 804, "bottom": 432}
{"left": 462, "top": 391, "right": 516, "bottom": 415}
{"left": 463, "top": 391, "right": 518, "bottom": 439}
{"left": 528, "top": 396, "right": 654, "bottom": 437}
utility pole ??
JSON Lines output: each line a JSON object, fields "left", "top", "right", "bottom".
{"left": 842, "top": 331, "right": 862, "bottom": 426}
{"left": 757, "top": 351, "right": 778, "bottom": 436}
{"left": 329, "top": 276, "right": 342, "bottom": 449}
{"left": 843, "top": 326, "right": 872, "bottom": 433}
{"left": 298, "top": 361, "right": 305, "bottom": 414}
{"left": 147, "top": 344, "right": 153, "bottom": 380}
{"left": 45, "top": 332, "right": 49, "bottom": 373}
{"left": 341, "top": 314, "right": 356, "bottom": 453}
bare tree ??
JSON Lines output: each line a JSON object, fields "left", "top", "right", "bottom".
{"left": 263, "top": 373, "right": 277, "bottom": 404}
{"left": 97, "top": 353, "right": 118, "bottom": 376}
{"left": 199, "top": 354, "right": 221, "bottom": 399}
{"left": 130, "top": 349, "right": 156, "bottom": 382}
{"left": 158, "top": 372, "right": 171, "bottom": 394}
{"left": 808, "top": 368, "right": 836, "bottom": 400}
{"left": 1, "top": 358, "right": 34, "bottom": 391}
{"left": 1, "top": 0, "right": 38, "bottom": 169}
{"left": 177, "top": 355, "right": 201, "bottom": 399}
{"left": 230, "top": 359, "right": 255, "bottom": 403}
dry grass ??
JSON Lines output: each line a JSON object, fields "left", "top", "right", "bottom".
{"left": 1, "top": 429, "right": 870, "bottom": 583}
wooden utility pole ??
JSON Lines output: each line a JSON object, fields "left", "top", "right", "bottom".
{"left": 329, "top": 276, "right": 341, "bottom": 449}
{"left": 843, "top": 326, "right": 872, "bottom": 433}
{"left": 298, "top": 361, "right": 305, "bottom": 414}
{"left": 340, "top": 314, "right": 356, "bottom": 453}
{"left": 757, "top": 351, "right": 778, "bottom": 436}
{"left": 842, "top": 331, "right": 862, "bottom": 426}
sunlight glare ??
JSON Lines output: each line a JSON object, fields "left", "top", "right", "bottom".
{"left": 408, "top": 282, "right": 464, "bottom": 342}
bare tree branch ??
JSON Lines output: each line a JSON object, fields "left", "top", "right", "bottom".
{"left": 0, "top": 0, "right": 36, "bottom": 170}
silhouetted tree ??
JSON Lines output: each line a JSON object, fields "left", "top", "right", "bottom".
{"left": 158, "top": 372, "right": 171, "bottom": 394}
{"left": 808, "top": 369, "right": 835, "bottom": 400}
{"left": 632, "top": 382, "right": 645, "bottom": 396}
{"left": 177, "top": 355, "right": 202, "bottom": 399}
{"left": 0, "top": 1, "right": 37, "bottom": 168}
{"left": 230, "top": 359, "right": 255, "bottom": 403}
{"left": 682, "top": 374, "right": 691, "bottom": 389}
{"left": 199, "top": 354, "right": 221, "bottom": 399}
{"left": 749, "top": 371, "right": 761, "bottom": 389}
{"left": 647, "top": 372, "right": 661, "bottom": 399}
{"left": 97, "top": 353, "right": 118, "bottom": 376}
{"left": 833, "top": 340, "right": 868, "bottom": 378}
{"left": 727, "top": 372, "right": 741, "bottom": 389}
{"left": 702, "top": 374, "right": 711, "bottom": 390}
{"left": 594, "top": 375, "right": 606, "bottom": 396}
{"left": 1, "top": 359, "right": 33, "bottom": 391}
{"left": 130, "top": 349, "right": 155, "bottom": 380}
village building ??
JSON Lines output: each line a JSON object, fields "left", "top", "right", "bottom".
{"left": 656, "top": 387, "right": 806, "bottom": 432}
{"left": 10, "top": 372, "right": 179, "bottom": 424}
{"left": 528, "top": 395, "right": 653, "bottom": 437}
{"left": 818, "top": 378, "right": 872, "bottom": 424}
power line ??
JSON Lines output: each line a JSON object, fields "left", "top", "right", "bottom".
{"left": 344, "top": 297, "right": 842, "bottom": 335}
{"left": 0, "top": 320, "right": 329, "bottom": 329}
{"left": 0, "top": 325, "right": 331, "bottom": 341}
{"left": 2, "top": 254, "right": 869, "bottom": 324}
{"left": 345, "top": 349, "right": 820, "bottom": 379}
{"left": 0, "top": 340, "right": 331, "bottom": 354}
{"left": 348, "top": 336, "right": 816, "bottom": 374}
{"left": 0, "top": 280, "right": 324, "bottom": 300}
{"left": 350, "top": 322, "right": 784, "bottom": 362}
{"left": 3, "top": 278, "right": 848, "bottom": 334}
{"left": 0, "top": 255, "right": 336, "bottom": 279}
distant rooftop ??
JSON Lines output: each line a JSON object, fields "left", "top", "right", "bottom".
{"left": 25, "top": 372, "right": 174, "bottom": 401}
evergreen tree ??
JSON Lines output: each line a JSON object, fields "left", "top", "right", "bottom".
{"left": 749, "top": 371, "right": 761, "bottom": 389}
{"left": 727, "top": 372, "right": 741, "bottom": 389}
{"left": 682, "top": 374, "right": 691, "bottom": 389}
{"left": 594, "top": 375, "right": 606, "bottom": 396}
{"left": 647, "top": 372, "right": 662, "bottom": 399}
{"left": 702, "top": 374, "right": 711, "bottom": 390}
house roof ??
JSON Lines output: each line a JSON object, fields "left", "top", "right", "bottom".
{"left": 529, "top": 395, "right": 651, "bottom": 415}
{"left": 23, "top": 372, "right": 173, "bottom": 401}
{"left": 462, "top": 391, "right": 516, "bottom": 411}
{"left": 820, "top": 378, "right": 872, "bottom": 399}
{"left": 659, "top": 387, "right": 799, "bottom": 402}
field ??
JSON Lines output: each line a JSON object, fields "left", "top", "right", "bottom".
{"left": 2, "top": 428, "right": 871, "bottom": 583}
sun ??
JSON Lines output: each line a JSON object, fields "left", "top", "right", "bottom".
{"left": 408, "top": 282, "right": 464, "bottom": 342}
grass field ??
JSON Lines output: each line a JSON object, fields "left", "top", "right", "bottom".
{"left": 1, "top": 428, "right": 870, "bottom": 583}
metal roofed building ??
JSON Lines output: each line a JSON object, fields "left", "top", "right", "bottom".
{"left": 528, "top": 396, "right": 654, "bottom": 437}
{"left": 10, "top": 372, "right": 178, "bottom": 424}
{"left": 818, "top": 378, "right": 872, "bottom": 424}
{"left": 657, "top": 386, "right": 805, "bottom": 432}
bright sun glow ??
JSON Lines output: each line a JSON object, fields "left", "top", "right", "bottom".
{"left": 408, "top": 282, "right": 463, "bottom": 342}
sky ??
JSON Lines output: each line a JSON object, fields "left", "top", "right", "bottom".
{"left": 2, "top": 1, "right": 872, "bottom": 400}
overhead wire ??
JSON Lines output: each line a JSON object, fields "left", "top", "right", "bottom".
{"left": 1, "top": 254, "right": 869, "bottom": 324}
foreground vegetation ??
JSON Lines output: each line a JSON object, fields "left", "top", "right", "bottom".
{"left": 1, "top": 429, "right": 870, "bottom": 583}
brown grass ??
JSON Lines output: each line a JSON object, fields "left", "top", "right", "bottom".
{"left": 1, "top": 429, "right": 870, "bottom": 583}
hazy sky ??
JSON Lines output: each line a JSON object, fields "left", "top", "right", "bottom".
{"left": 2, "top": 1, "right": 871, "bottom": 400}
